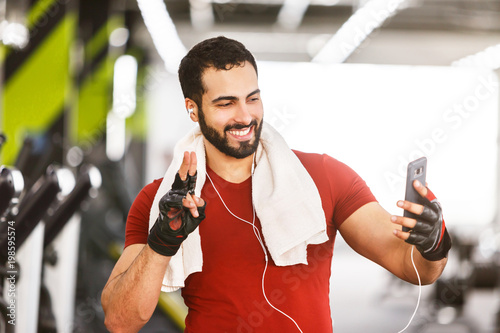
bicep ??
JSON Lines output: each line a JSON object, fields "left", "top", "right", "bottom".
{"left": 338, "top": 202, "right": 405, "bottom": 273}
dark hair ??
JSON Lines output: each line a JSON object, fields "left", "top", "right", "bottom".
{"left": 178, "top": 36, "right": 258, "bottom": 108}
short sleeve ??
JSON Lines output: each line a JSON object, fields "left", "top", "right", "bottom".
{"left": 293, "top": 150, "right": 377, "bottom": 233}
{"left": 322, "top": 155, "right": 377, "bottom": 228}
{"left": 124, "top": 178, "right": 162, "bottom": 248}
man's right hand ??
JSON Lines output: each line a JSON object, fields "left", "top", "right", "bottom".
{"left": 148, "top": 151, "right": 206, "bottom": 256}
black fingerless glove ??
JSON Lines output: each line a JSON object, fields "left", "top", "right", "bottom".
{"left": 147, "top": 172, "right": 206, "bottom": 256}
{"left": 405, "top": 189, "right": 452, "bottom": 261}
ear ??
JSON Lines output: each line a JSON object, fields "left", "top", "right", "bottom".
{"left": 184, "top": 98, "right": 199, "bottom": 122}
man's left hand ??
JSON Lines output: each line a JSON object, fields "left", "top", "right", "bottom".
{"left": 391, "top": 180, "right": 452, "bottom": 261}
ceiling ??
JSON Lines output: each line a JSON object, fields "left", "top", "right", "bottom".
{"left": 129, "top": 0, "right": 500, "bottom": 66}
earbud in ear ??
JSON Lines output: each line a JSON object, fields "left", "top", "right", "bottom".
{"left": 187, "top": 108, "right": 194, "bottom": 115}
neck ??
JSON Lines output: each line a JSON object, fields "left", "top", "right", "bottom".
{"left": 204, "top": 139, "right": 254, "bottom": 183}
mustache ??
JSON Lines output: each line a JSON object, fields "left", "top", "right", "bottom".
{"left": 224, "top": 119, "right": 258, "bottom": 132}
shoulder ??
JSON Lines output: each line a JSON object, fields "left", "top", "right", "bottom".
{"left": 124, "top": 178, "right": 164, "bottom": 248}
{"left": 146, "top": 178, "right": 163, "bottom": 191}
{"left": 292, "top": 149, "right": 374, "bottom": 203}
{"left": 292, "top": 150, "right": 354, "bottom": 177}
{"left": 140, "top": 178, "right": 163, "bottom": 201}
{"left": 130, "top": 178, "right": 163, "bottom": 212}
{"left": 292, "top": 150, "right": 376, "bottom": 227}
{"left": 292, "top": 149, "right": 363, "bottom": 201}
{"left": 147, "top": 177, "right": 163, "bottom": 189}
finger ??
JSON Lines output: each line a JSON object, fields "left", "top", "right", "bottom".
{"left": 413, "top": 220, "right": 434, "bottom": 234}
{"left": 192, "top": 195, "right": 205, "bottom": 207}
{"left": 420, "top": 205, "right": 439, "bottom": 222}
{"left": 178, "top": 151, "right": 191, "bottom": 181}
{"left": 168, "top": 191, "right": 186, "bottom": 203}
{"left": 182, "top": 193, "right": 196, "bottom": 208}
{"left": 182, "top": 193, "right": 199, "bottom": 218}
{"left": 188, "top": 151, "right": 197, "bottom": 177}
{"left": 393, "top": 229, "right": 410, "bottom": 241}
{"left": 413, "top": 180, "right": 428, "bottom": 198}
{"left": 391, "top": 215, "right": 417, "bottom": 229}
{"left": 407, "top": 232, "right": 427, "bottom": 246}
{"left": 188, "top": 170, "right": 197, "bottom": 195}
{"left": 397, "top": 200, "right": 424, "bottom": 215}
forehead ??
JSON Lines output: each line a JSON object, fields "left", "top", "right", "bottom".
{"left": 201, "top": 62, "right": 258, "bottom": 99}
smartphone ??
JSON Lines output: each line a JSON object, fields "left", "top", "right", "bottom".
{"left": 403, "top": 157, "right": 427, "bottom": 232}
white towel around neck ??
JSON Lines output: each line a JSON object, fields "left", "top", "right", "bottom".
{"left": 149, "top": 122, "right": 328, "bottom": 292}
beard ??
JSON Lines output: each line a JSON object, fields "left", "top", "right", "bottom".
{"left": 197, "top": 108, "right": 263, "bottom": 159}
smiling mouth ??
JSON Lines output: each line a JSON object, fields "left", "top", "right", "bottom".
{"left": 227, "top": 125, "right": 254, "bottom": 139}
{"left": 228, "top": 127, "right": 251, "bottom": 136}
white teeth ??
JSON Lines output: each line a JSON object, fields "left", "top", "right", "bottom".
{"left": 229, "top": 127, "right": 251, "bottom": 136}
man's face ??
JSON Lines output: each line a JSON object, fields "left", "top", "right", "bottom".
{"left": 197, "top": 62, "right": 263, "bottom": 159}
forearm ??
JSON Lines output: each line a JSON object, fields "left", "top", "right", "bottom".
{"left": 401, "top": 244, "right": 447, "bottom": 285}
{"left": 102, "top": 245, "right": 171, "bottom": 332}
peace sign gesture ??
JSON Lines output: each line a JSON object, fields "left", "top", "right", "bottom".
{"left": 147, "top": 151, "right": 206, "bottom": 257}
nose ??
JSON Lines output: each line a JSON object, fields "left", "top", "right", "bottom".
{"left": 233, "top": 102, "right": 253, "bottom": 125}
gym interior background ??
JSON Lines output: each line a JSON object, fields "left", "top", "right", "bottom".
{"left": 0, "top": 0, "right": 499, "bottom": 332}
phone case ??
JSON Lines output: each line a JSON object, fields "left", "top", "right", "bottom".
{"left": 403, "top": 157, "right": 427, "bottom": 232}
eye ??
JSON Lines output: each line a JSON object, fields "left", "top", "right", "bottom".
{"left": 248, "top": 97, "right": 260, "bottom": 102}
{"left": 217, "top": 102, "right": 231, "bottom": 107}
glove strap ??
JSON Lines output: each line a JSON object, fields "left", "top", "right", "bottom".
{"left": 147, "top": 218, "right": 184, "bottom": 257}
{"left": 419, "top": 187, "right": 451, "bottom": 261}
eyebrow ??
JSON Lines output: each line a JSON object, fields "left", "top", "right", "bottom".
{"left": 211, "top": 89, "right": 260, "bottom": 104}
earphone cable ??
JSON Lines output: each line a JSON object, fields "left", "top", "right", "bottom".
{"left": 188, "top": 125, "right": 419, "bottom": 332}
{"left": 205, "top": 171, "right": 303, "bottom": 333}
{"left": 397, "top": 246, "right": 421, "bottom": 333}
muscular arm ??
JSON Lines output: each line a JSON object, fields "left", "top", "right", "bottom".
{"left": 101, "top": 244, "right": 171, "bottom": 332}
{"left": 102, "top": 151, "right": 205, "bottom": 332}
{"left": 339, "top": 201, "right": 447, "bottom": 285}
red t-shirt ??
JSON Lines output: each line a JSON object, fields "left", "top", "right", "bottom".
{"left": 125, "top": 151, "right": 376, "bottom": 332}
